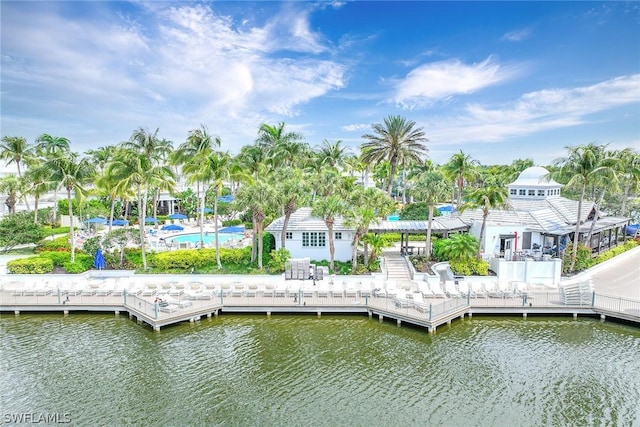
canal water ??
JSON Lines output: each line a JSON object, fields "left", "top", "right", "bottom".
{"left": 1, "top": 314, "right": 639, "bottom": 426}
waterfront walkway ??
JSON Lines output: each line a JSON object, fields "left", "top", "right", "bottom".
{"left": 1, "top": 246, "right": 639, "bottom": 333}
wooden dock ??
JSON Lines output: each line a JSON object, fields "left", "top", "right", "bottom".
{"left": 1, "top": 291, "right": 638, "bottom": 332}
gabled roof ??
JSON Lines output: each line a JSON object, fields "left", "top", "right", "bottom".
{"left": 369, "top": 216, "right": 469, "bottom": 233}
{"left": 265, "top": 207, "right": 349, "bottom": 232}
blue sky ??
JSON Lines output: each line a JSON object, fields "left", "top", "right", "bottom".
{"left": 1, "top": 1, "right": 639, "bottom": 167}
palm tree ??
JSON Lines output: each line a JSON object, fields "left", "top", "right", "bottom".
{"left": 441, "top": 234, "right": 479, "bottom": 262}
{"left": 0, "top": 175, "right": 23, "bottom": 215}
{"left": 461, "top": 185, "right": 509, "bottom": 257}
{"left": 411, "top": 171, "right": 451, "bottom": 259}
{"left": 202, "top": 151, "right": 232, "bottom": 269}
{"left": 1, "top": 136, "right": 33, "bottom": 210}
{"left": 442, "top": 150, "right": 479, "bottom": 207}
{"left": 312, "top": 195, "right": 345, "bottom": 273}
{"left": 23, "top": 164, "right": 53, "bottom": 224}
{"left": 234, "top": 180, "right": 277, "bottom": 270}
{"left": 44, "top": 153, "right": 95, "bottom": 262}
{"left": 344, "top": 187, "right": 394, "bottom": 272}
{"left": 111, "top": 129, "right": 175, "bottom": 269}
{"left": 360, "top": 115, "right": 429, "bottom": 196}
{"left": 552, "top": 143, "right": 609, "bottom": 272}
{"left": 617, "top": 148, "right": 640, "bottom": 217}
{"left": 273, "top": 167, "right": 310, "bottom": 249}
{"left": 316, "top": 139, "right": 347, "bottom": 168}
{"left": 34, "top": 134, "right": 71, "bottom": 224}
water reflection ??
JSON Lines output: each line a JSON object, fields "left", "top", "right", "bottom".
{"left": 1, "top": 314, "right": 639, "bottom": 426}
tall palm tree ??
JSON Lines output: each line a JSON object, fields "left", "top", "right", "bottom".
{"left": 461, "top": 185, "right": 509, "bottom": 257}
{"left": 442, "top": 150, "right": 479, "bottom": 207}
{"left": 617, "top": 148, "right": 640, "bottom": 217}
{"left": 344, "top": 187, "right": 394, "bottom": 272}
{"left": 201, "top": 151, "right": 232, "bottom": 269}
{"left": 273, "top": 167, "right": 310, "bottom": 249}
{"left": 44, "top": 153, "right": 95, "bottom": 262}
{"left": 23, "top": 164, "right": 53, "bottom": 223}
{"left": 172, "top": 125, "right": 220, "bottom": 247}
{"left": 234, "top": 180, "right": 277, "bottom": 270}
{"left": 552, "top": 143, "right": 609, "bottom": 272}
{"left": 360, "top": 115, "right": 429, "bottom": 196}
{"left": 34, "top": 134, "right": 71, "bottom": 224}
{"left": 411, "top": 171, "right": 451, "bottom": 259}
{"left": 312, "top": 194, "right": 345, "bottom": 273}
{"left": 1, "top": 136, "right": 33, "bottom": 210}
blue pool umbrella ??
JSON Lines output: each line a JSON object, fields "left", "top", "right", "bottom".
{"left": 93, "top": 248, "right": 106, "bottom": 270}
{"left": 161, "top": 224, "right": 184, "bottom": 231}
{"left": 168, "top": 213, "right": 188, "bottom": 220}
{"left": 200, "top": 207, "right": 213, "bottom": 213}
{"left": 86, "top": 217, "right": 108, "bottom": 224}
{"left": 110, "top": 219, "right": 128, "bottom": 226}
{"left": 144, "top": 217, "right": 158, "bottom": 224}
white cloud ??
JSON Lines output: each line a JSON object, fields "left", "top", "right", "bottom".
{"left": 426, "top": 74, "right": 640, "bottom": 145}
{"left": 501, "top": 28, "right": 531, "bottom": 42}
{"left": 341, "top": 123, "right": 370, "bottom": 132}
{"left": 1, "top": 2, "right": 346, "bottom": 150}
{"left": 391, "top": 57, "right": 522, "bottom": 108}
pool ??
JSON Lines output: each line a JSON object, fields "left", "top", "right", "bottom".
{"left": 166, "top": 232, "right": 245, "bottom": 246}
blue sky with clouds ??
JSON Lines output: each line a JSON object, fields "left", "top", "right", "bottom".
{"left": 1, "top": 1, "right": 639, "bottom": 166}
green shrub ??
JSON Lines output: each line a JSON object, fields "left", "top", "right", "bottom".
{"left": 449, "top": 258, "right": 490, "bottom": 276}
{"left": 62, "top": 254, "right": 93, "bottom": 273}
{"left": 35, "top": 236, "right": 71, "bottom": 253}
{"left": 563, "top": 245, "right": 592, "bottom": 273}
{"left": 39, "top": 251, "right": 71, "bottom": 267}
{"left": 42, "top": 227, "right": 71, "bottom": 238}
{"left": 222, "top": 219, "right": 243, "bottom": 227}
{"left": 6, "top": 257, "right": 54, "bottom": 274}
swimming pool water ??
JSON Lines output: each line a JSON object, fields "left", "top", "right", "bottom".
{"left": 167, "top": 232, "right": 245, "bottom": 245}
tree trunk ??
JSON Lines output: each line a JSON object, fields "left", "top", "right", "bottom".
{"left": 251, "top": 217, "right": 257, "bottom": 262}
{"left": 478, "top": 211, "right": 488, "bottom": 258}
{"left": 585, "top": 189, "right": 606, "bottom": 246}
{"left": 351, "top": 233, "right": 360, "bottom": 273}
{"left": 328, "top": 222, "right": 335, "bottom": 273}
{"left": 108, "top": 197, "right": 116, "bottom": 234}
{"left": 139, "top": 189, "right": 147, "bottom": 270}
{"left": 214, "top": 190, "right": 221, "bottom": 269}
{"left": 199, "top": 183, "right": 205, "bottom": 249}
{"left": 281, "top": 214, "right": 290, "bottom": 249}
{"left": 257, "top": 222, "right": 263, "bottom": 270}
{"left": 387, "top": 161, "right": 397, "bottom": 196}
{"left": 68, "top": 188, "right": 76, "bottom": 263}
{"left": 34, "top": 196, "right": 40, "bottom": 223}
{"left": 570, "top": 183, "right": 587, "bottom": 272}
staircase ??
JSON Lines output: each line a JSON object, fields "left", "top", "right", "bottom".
{"left": 382, "top": 252, "right": 412, "bottom": 282}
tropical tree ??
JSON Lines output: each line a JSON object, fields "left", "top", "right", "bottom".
{"left": 440, "top": 234, "right": 479, "bottom": 262}
{"left": 110, "top": 129, "right": 175, "bottom": 270}
{"left": 23, "top": 163, "right": 53, "bottom": 223}
{"left": 1, "top": 136, "right": 33, "bottom": 210}
{"left": 461, "top": 185, "right": 509, "bottom": 257}
{"left": 552, "top": 143, "right": 611, "bottom": 272}
{"left": 0, "top": 175, "right": 23, "bottom": 215}
{"left": 360, "top": 115, "right": 429, "bottom": 196}
{"left": 316, "top": 139, "right": 347, "bottom": 168}
{"left": 34, "top": 134, "right": 71, "bottom": 224}
{"left": 273, "top": 167, "right": 310, "bottom": 249}
{"left": 205, "top": 151, "right": 233, "bottom": 269}
{"left": 256, "top": 122, "right": 304, "bottom": 167}
{"left": 44, "top": 152, "right": 95, "bottom": 262}
{"left": 344, "top": 187, "right": 394, "bottom": 272}
{"left": 312, "top": 194, "right": 345, "bottom": 273}
{"left": 234, "top": 180, "right": 277, "bottom": 270}
{"left": 411, "top": 171, "right": 451, "bottom": 259}
{"left": 442, "top": 150, "right": 479, "bottom": 207}
{"left": 616, "top": 148, "right": 640, "bottom": 217}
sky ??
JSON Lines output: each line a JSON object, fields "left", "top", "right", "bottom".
{"left": 1, "top": 1, "right": 639, "bottom": 168}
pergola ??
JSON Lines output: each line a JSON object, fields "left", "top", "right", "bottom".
{"left": 369, "top": 217, "right": 470, "bottom": 255}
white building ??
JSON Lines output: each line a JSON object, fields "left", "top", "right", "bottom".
{"left": 457, "top": 166, "right": 629, "bottom": 260}
{"left": 265, "top": 207, "right": 354, "bottom": 262}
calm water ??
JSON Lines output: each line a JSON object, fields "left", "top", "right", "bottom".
{"left": 167, "top": 232, "right": 244, "bottom": 245}
{"left": 1, "top": 314, "right": 639, "bottom": 427}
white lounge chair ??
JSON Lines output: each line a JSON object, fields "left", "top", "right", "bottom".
{"left": 445, "top": 280, "right": 461, "bottom": 298}
{"left": 418, "top": 282, "right": 434, "bottom": 298}
{"left": 471, "top": 282, "right": 487, "bottom": 298}
{"left": 457, "top": 280, "right": 472, "bottom": 297}
{"left": 411, "top": 292, "right": 430, "bottom": 313}
{"left": 394, "top": 290, "right": 411, "bottom": 308}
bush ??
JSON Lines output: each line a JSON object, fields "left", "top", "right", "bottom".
{"left": 35, "top": 236, "right": 70, "bottom": 253}
{"left": 222, "top": 219, "right": 243, "bottom": 227}
{"left": 6, "top": 257, "right": 54, "bottom": 274}
{"left": 62, "top": 254, "right": 93, "bottom": 273}
{"left": 449, "top": 258, "right": 490, "bottom": 276}
{"left": 563, "top": 245, "right": 592, "bottom": 273}
{"left": 42, "top": 227, "right": 71, "bottom": 238}
{"left": 39, "top": 251, "right": 71, "bottom": 267}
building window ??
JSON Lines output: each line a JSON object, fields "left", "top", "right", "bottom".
{"left": 522, "top": 232, "right": 532, "bottom": 250}
{"left": 510, "top": 189, "right": 517, "bottom": 195}
{"left": 335, "top": 232, "right": 342, "bottom": 240}
{"left": 538, "top": 190, "right": 545, "bottom": 196}
{"left": 285, "top": 232, "right": 293, "bottom": 240}
{"left": 519, "top": 189, "right": 526, "bottom": 195}
{"left": 302, "top": 232, "right": 326, "bottom": 247}
{"left": 528, "top": 189, "right": 535, "bottom": 196}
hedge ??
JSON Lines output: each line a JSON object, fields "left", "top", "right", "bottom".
{"left": 7, "top": 257, "right": 54, "bottom": 274}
